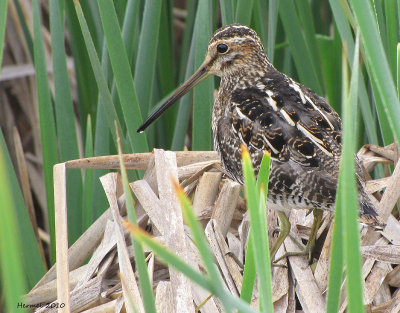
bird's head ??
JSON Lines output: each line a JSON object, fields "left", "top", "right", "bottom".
{"left": 205, "top": 24, "right": 269, "bottom": 77}
{"left": 137, "top": 24, "right": 269, "bottom": 133}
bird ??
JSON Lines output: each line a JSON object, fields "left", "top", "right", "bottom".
{"left": 137, "top": 24, "right": 382, "bottom": 263}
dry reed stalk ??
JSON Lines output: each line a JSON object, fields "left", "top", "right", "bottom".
{"left": 25, "top": 144, "right": 400, "bottom": 313}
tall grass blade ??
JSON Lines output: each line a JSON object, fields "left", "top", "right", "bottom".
{"left": 257, "top": 152, "right": 271, "bottom": 199}
{"left": 326, "top": 44, "right": 350, "bottom": 313}
{"left": 349, "top": 0, "right": 400, "bottom": 145}
{"left": 65, "top": 0, "right": 98, "bottom": 128}
{"left": 267, "top": 0, "right": 279, "bottom": 62}
{"left": 113, "top": 0, "right": 127, "bottom": 22}
{"left": 369, "top": 77, "right": 394, "bottom": 146}
{"left": 74, "top": 1, "right": 128, "bottom": 152}
{"left": 383, "top": 0, "right": 397, "bottom": 77}
{"left": 242, "top": 148, "right": 273, "bottom": 312}
{"left": 90, "top": 38, "right": 114, "bottom": 220}
{"left": 171, "top": 29, "right": 196, "bottom": 150}
{"left": 327, "top": 33, "right": 355, "bottom": 312}
{"left": 192, "top": 0, "right": 213, "bottom": 151}
{"left": 255, "top": 189, "right": 273, "bottom": 313}
{"left": 115, "top": 0, "right": 141, "bottom": 139}
{"left": 325, "top": 190, "right": 344, "bottom": 312}
{"left": 98, "top": 0, "right": 149, "bottom": 154}
{"left": 328, "top": 0, "right": 380, "bottom": 148}
{"left": 295, "top": 0, "right": 325, "bottom": 86}
{"left": 279, "top": 0, "right": 324, "bottom": 95}
{"left": 364, "top": 1, "right": 394, "bottom": 146}
{"left": 0, "top": 146, "right": 27, "bottom": 313}
{"left": 317, "top": 34, "right": 341, "bottom": 111}
{"left": 80, "top": 0, "right": 103, "bottom": 54}
{"left": 397, "top": 43, "right": 400, "bottom": 100}
{"left": 156, "top": 1, "right": 177, "bottom": 147}
{"left": 157, "top": 0, "right": 176, "bottom": 97}
{"left": 33, "top": 0, "right": 59, "bottom": 261}
{"left": 50, "top": 0, "right": 83, "bottom": 243}
{"left": 121, "top": 0, "right": 141, "bottom": 68}
{"left": 341, "top": 30, "right": 364, "bottom": 313}
{"left": 177, "top": 0, "right": 196, "bottom": 82}
{"left": 12, "top": 0, "right": 34, "bottom": 59}
{"left": 220, "top": 0, "right": 235, "bottom": 25}
{"left": 168, "top": 2, "right": 196, "bottom": 149}
{"left": 240, "top": 234, "right": 256, "bottom": 304}
{"left": 235, "top": 0, "right": 254, "bottom": 25}
{"left": 133, "top": 0, "right": 162, "bottom": 118}
{"left": 0, "top": 131, "right": 45, "bottom": 287}
{"left": 240, "top": 151, "right": 271, "bottom": 305}
{"left": 252, "top": 0, "right": 267, "bottom": 48}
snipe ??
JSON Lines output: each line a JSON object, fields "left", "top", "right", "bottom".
{"left": 138, "top": 24, "right": 382, "bottom": 263}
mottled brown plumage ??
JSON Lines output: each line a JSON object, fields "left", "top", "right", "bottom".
{"left": 138, "top": 24, "right": 382, "bottom": 260}
{"left": 207, "top": 24, "right": 378, "bottom": 224}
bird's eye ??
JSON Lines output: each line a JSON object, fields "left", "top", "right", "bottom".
{"left": 217, "top": 43, "right": 229, "bottom": 54}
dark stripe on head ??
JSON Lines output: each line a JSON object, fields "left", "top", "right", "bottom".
{"left": 209, "top": 24, "right": 260, "bottom": 44}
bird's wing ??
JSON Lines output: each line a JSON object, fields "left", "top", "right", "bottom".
{"left": 230, "top": 71, "right": 342, "bottom": 170}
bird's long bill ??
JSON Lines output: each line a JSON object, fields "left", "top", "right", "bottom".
{"left": 137, "top": 63, "right": 209, "bottom": 133}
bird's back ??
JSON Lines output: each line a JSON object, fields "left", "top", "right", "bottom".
{"left": 213, "top": 65, "right": 379, "bottom": 224}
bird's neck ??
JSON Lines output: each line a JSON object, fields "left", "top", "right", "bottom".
{"left": 220, "top": 56, "right": 273, "bottom": 83}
